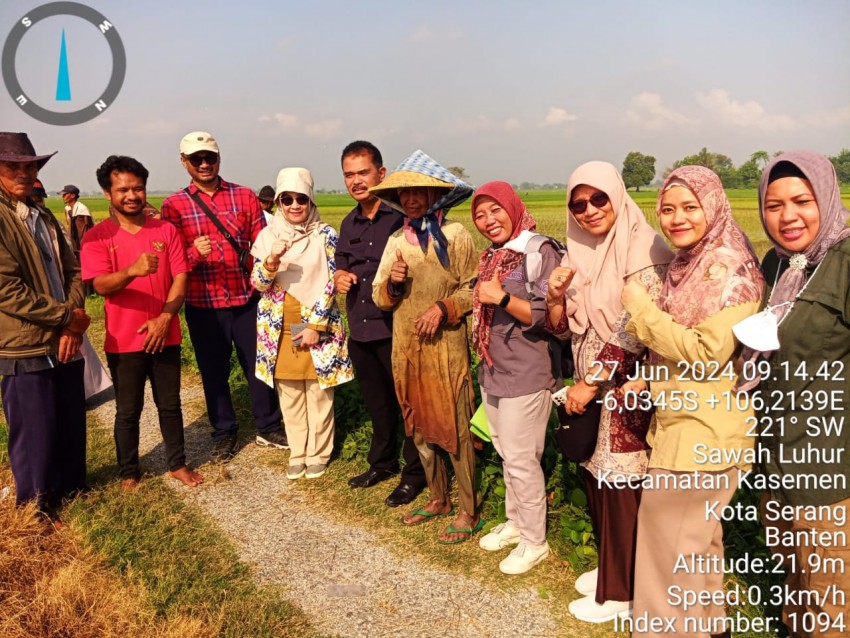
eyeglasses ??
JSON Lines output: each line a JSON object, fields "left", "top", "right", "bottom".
{"left": 184, "top": 152, "right": 219, "bottom": 167}
{"left": 279, "top": 194, "right": 310, "bottom": 206}
{"left": 568, "top": 192, "right": 609, "bottom": 215}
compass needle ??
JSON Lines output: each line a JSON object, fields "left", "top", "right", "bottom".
{"left": 55, "top": 29, "right": 71, "bottom": 101}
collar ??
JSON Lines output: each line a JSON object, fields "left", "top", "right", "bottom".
{"left": 186, "top": 177, "right": 231, "bottom": 195}
{"left": 353, "top": 201, "right": 398, "bottom": 221}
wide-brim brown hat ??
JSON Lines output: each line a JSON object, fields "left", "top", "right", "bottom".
{"left": 368, "top": 170, "right": 453, "bottom": 208}
{"left": 0, "top": 132, "right": 57, "bottom": 169}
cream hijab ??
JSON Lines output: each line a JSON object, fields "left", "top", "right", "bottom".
{"left": 251, "top": 167, "right": 329, "bottom": 309}
{"left": 565, "top": 161, "right": 674, "bottom": 341}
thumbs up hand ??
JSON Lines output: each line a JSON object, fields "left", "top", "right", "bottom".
{"left": 389, "top": 248, "right": 409, "bottom": 284}
{"left": 477, "top": 268, "right": 506, "bottom": 305}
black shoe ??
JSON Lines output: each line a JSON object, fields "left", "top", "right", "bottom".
{"left": 256, "top": 431, "right": 289, "bottom": 449}
{"left": 385, "top": 482, "right": 425, "bottom": 507}
{"left": 211, "top": 434, "right": 238, "bottom": 464}
{"left": 348, "top": 468, "right": 397, "bottom": 489}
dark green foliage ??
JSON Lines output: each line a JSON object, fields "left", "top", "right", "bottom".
{"left": 829, "top": 148, "right": 850, "bottom": 184}
{"left": 622, "top": 152, "right": 656, "bottom": 191}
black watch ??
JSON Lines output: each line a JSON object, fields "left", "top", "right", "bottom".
{"left": 498, "top": 293, "right": 511, "bottom": 308}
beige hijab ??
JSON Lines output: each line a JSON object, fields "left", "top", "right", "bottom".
{"left": 565, "top": 161, "right": 674, "bottom": 341}
{"left": 251, "top": 167, "right": 329, "bottom": 309}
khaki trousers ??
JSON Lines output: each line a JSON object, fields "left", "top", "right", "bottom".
{"left": 632, "top": 468, "right": 738, "bottom": 638}
{"left": 481, "top": 389, "right": 550, "bottom": 545}
{"left": 275, "top": 379, "right": 334, "bottom": 465}
{"left": 761, "top": 494, "right": 850, "bottom": 638}
{"left": 413, "top": 421, "right": 478, "bottom": 516}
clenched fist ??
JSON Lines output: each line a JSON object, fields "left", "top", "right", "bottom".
{"left": 334, "top": 269, "right": 358, "bottom": 294}
{"left": 546, "top": 266, "right": 574, "bottom": 305}
{"left": 128, "top": 252, "right": 158, "bottom": 277}
{"left": 193, "top": 235, "right": 212, "bottom": 257}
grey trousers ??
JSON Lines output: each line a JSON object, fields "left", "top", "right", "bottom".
{"left": 482, "top": 389, "right": 551, "bottom": 545}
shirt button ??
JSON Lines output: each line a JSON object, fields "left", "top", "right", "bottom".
{"left": 369, "top": 242, "right": 373, "bottom": 246}
{"left": 363, "top": 319, "right": 367, "bottom": 323}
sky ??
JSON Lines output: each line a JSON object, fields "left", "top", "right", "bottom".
{"left": 2, "top": 0, "right": 849, "bottom": 195}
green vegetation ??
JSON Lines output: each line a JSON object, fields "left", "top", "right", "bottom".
{"left": 0, "top": 298, "right": 317, "bottom": 638}
{"left": 11, "top": 186, "right": 849, "bottom": 636}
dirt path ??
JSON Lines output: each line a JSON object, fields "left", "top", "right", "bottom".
{"left": 90, "top": 380, "right": 561, "bottom": 638}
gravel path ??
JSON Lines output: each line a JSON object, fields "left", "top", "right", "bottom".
{"left": 90, "top": 380, "right": 560, "bottom": 638}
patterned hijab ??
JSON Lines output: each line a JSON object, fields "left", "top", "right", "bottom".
{"left": 565, "top": 161, "right": 673, "bottom": 342}
{"left": 471, "top": 181, "right": 537, "bottom": 367}
{"left": 758, "top": 150, "right": 850, "bottom": 324}
{"left": 735, "top": 152, "right": 850, "bottom": 390}
{"left": 658, "top": 166, "right": 764, "bottom": 328}
{"left": 370, "top": 150, "right": 473, "bottom": 267}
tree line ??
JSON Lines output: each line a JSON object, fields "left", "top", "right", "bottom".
{"left": 622, "top": 148, "right": 850, "bottom": 191}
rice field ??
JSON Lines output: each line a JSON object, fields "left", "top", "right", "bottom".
{"left": 45, "top": 187, "right": 850, "bottom": 260}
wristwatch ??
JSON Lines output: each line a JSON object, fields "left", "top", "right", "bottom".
{"left": 583, "top": 372, "right": 601, "bottom": 387}
{"left": 498, "top": 293, "right": 511, "bottom": 308}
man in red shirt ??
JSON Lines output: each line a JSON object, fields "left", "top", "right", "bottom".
{"left": 161, "top": 132, "right": 285, "bottom": 462}
{"left": 82, "top": 155, "right": 204, "bottom": 490}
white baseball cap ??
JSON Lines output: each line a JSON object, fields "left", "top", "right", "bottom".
{"left": 179, "top": 131, "right": 219, "bottom": 155}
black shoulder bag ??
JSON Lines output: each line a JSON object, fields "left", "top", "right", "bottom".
{"left": 184, "top": 188, "right": 253, "bottom": 274}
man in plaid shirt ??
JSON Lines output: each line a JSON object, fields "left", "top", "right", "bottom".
{"left": 161, "top": 131, "right": 286, "bottom": 462}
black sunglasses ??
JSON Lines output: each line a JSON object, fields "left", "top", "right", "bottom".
{"left": 184, "top": 152, "right": 219, "bottom": 167}
{"left": 279, "top": 194, "right": 310, "bottom": 206}
{"left": 568, "top": 191, "right": 609, "bottom": 215}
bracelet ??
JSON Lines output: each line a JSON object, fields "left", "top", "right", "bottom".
{"left": 387, "top": 281, "right": 406, "bottom": 298}
{"left": 435, "top": 300, "right": 448, "bottom": 324}
{"left": 497, "top": 293, "right": 511, "bottom": 308}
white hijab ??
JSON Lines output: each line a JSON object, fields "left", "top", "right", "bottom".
{"left": 251, "top": 167, "right": 329, "bottom": 309}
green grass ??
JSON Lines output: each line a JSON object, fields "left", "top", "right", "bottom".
{"left": 0, "top": 296, "right": 319, "bottom": 638}
{"left": 48, "top": 189, "right": 850, "bottom": 262}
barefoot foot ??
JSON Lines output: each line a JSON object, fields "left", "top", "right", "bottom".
{"left": 169, "top": 466, "right": 204, "bottom": 487}
{"left": 120, "top": 477, "right": 140, "bottom": 492}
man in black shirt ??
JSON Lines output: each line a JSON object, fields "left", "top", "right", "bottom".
{"left": 335, "top": 141, "right": 425, "bottom": 507}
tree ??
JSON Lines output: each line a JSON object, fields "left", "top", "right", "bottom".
{"left": 737, "top": 159, "right": 761, "bottom": 188}
{"left": 751, "top": 150, "right": 770, "bottom": 170}
{"left": 737, "top": 151, "right": 772, "bottom": 188}
{"left": 665, "top": 147, "right": 737, "bottom": 187}
{"left": 829, "top": 149, "right": 850, "bottom": 184}
{"left": 447, "top": 166, "right": 469, "bottom": 181}
{"left": 622, "top": 152, "right": 656, "bottom": 191}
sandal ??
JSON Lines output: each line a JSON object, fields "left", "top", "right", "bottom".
{"left": 438, "top": 516, "right": 486, "bottom": 544}
{"left": 401, "top": 503, "right": 454, "bottom": 526}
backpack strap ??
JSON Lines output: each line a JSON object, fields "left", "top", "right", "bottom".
{"left": 522, "top": 234, "right": 567, "bottom": 299}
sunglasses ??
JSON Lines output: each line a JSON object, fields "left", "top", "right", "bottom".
{"left": 279, "top": 194, "right": 310, "bottom": 206}
{"left": 184, "top": 152, "right": 219, "bottom": 167}
{"left": 568, "top": 191, "right": 609, "bottom": 215}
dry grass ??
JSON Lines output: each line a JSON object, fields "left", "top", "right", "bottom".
{"left": 0, "top": 469, "right": 208, "bottom": 638}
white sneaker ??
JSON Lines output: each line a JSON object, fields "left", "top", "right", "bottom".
{"left": 498, "top": 541, "right": 549, "bottom": 575}
{"left": 575, "top": 567, "right": 598, "bottom": 596}
{"left": 479, "top": 522, "right": 521, "bottom": 551}
{"left": 567, "top": 595, "right": 632, "bottom": 623}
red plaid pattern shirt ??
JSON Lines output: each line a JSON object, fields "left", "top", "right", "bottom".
{"left": 161, "top": 179, "right": 266, "bottom": 308}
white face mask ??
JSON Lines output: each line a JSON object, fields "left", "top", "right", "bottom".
{"left": 731, "top": 302, "right": 792, "bottom": 352}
